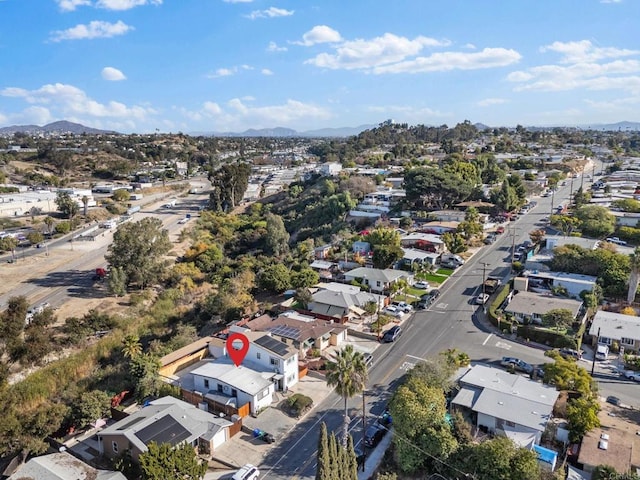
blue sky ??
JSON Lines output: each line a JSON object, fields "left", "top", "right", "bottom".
{"left": 0, "top": 0, "right": 639, "bottom": 133}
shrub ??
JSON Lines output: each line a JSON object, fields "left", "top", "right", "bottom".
{"left": 285, "top": 393, "right": 313, "bottom": 417}
{"left": 55, "top": 221, "right": 71, "bottom": 234}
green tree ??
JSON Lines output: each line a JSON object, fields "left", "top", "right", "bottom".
{"left": 325, "top": 345, "right": 368, "bottom": 446}
{"left": 294, "top": 288, "right": 313, "bottom": 310}
{"left": 108, "top": 266, "right": 128, "bottom": 297}
{"left": 544, "top": 354, "right": 595, "bottom": 396}
{"left": 611, "top": 198, "right": 640, "bottom": 213}
{"left": 366, "top": 228, "right": 401, "bottom": 248}
{"left": 258, "top": 264, "right": 291, "bottom": 293}
{"left": 43, "top": 216, "right": 55, "bottom": 234}
{"left": 129, "top": 353, "right": 163, "bottom": 400}
{"left": 574, "top": 205, "right": 616, "bottom": 238}
{"left": 407, "top": 356, "right": 457, "bottom": 392}
{"left": 0, "top": 295, "right": 28, "bottom": 345}
{"left": 26, "top": 231, "right": 44, "bottom": 245}
{"left": 404, "top": 167, "right": 475, "bottom": 210}
{"left": 316, "top": 422, "right": 331, "bottom": 480}
{"left": 106, "top": 218, "right": 172, "bottom": 288}
{"left": 265, "top": 213, "right": 290, "bottom": 257}
{"left": 573, "top": 187, "right": 592, "bottom": 209}
{"left": 448, "top": 436, "right": 540, "bottom": 480}
{"left": 442, "top": 232, "right": 467, "bottom": 254}
{"left": 112, "top": 189, "right": 130, "bottom": 203}
{"left": 139, "top": 441, "right": 207, "bottom": 480}
{"left": 0, "top": 235, "right": 18, "bottom": 257}
{"left": 71, "top": 390, "right": 111, "bottom": 429}
{"left": 208, "top": 162, "right": 251, "bottom": 212}
{"left": 567, "top": 396, "right": 600, "bottom": 442}
{"left": 541, "top": 308, "right": 575, "bottom": 330}
{"left": 372, "top": 244, "right": 404, "bottom": 269}
{"left": 81, "top": 195, "right": 90, "bottom": 216}
{"left": 55, "top": 191, "right": 80, "bottom": 219}
{"left": 490, "top": 180, "right": 519, "bottom": 212}
{"left": 291, "top": 268, "right": 320, "bottom": 289}
{"left": 529, "top": 229, "right": 546, "bottom": 245}
{"left": 122, "top": 334, "right": 143, "bottom": 359}
{"left": 390, "top": 376, "right": 458, "bottom": 473}
{"left": 592, "top": 465, "right": 618, "bottom": 480}
{"left": 457, "top": 206, "right": 483, "bottom": 240}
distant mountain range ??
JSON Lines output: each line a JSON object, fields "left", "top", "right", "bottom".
{"left": 1, "top": 120, "right": 639, "bottom": 138}
{"left": 0, "top": 120, "right": 117, "bottom": 135}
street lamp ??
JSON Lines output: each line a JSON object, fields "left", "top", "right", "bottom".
{"left": 361, "top": 390, "right": 367, "bottom": 472}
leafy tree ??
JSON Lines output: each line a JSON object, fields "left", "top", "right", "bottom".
{"left": 122, "top": 334, "right": 143, "bottom": 359}
{"left": 43, "top": 216, "right": 55, "bottom": 234}
{"left": 106, "top": 218, "right": 172, "bottom": 288}
{"left": 407, "top": 356, "right": 457, "bottom": 392}
{"left": 294, "top": 288, "right": 313, "bottom": 310}
{"left": 291, "top": 268, "right": 320, "bottom": 289}
{"left": 0, "top": 235, "right": 18, "bottom": 255}
{"left": 208, "top": 162, "right": 251, "bottom": 212}
{"left": 55, "top": 191, "right": 80, "bottom": 219}
{"left": 139, "top": 441, "right": 207, "bottom": 480}
{"left": 112, "top": 189, "right": 130, "bottom": 202}
{"left": 574, "top": 205, "right": 616, "bottom": 238}
{"left": 366, "top": 227, "right": 401, "bottom": 248}
{"left": 129, "top": 353, "right": 163, "bottom": 400}
{"left": 529, "top": 229, "right": 545, "bottom": 245}
{"left": 447, "top": 436, "right": 540, "bottom": 480}
{"left": 258, "top": 264, "right": 291, "bottom": 293}
{"left": 0, "top": 295, "right": 28, "bottom": 344}
{"left": 541, "top": 308, "right": 575, "bottom": 330}
{"left": 390, "top": 376, "right": 458, "bottom": 473}
{"left": 567, "top": 396, "right": 600, "bottom": 442}
{"left": 592, "top": 465, "right": 618, "bottom": 480}
{"left": 573, "top": 187, "right": 592, "bottom": 208}
{"left": 265, "top": 213, "right": 290, "bottom": 257}
{"left": 457, "top": 207, "right": 483, "bottom": 240}
{"left": 442, "top": 232, "right": 467, "bottom": 254}
{"left": 26, "top": 231, "right": 44, "bottom": 245}
{"left": 108, "top": 266, "right": 128, "bottom": 297}
{"left": 611, "top": 198, "right": 640, "bottom": 213}
{"left": 81, "top": 195, "right": 90, "bottom": 216}
{"left": 404, "top": 167, "right": 475, "bottom": 210}
{"left": 543, "top": 354, "right": 595, "bottom": 396}
{"left": 325, "top": 345, "right": 368, "bottom": 446}
{"left": 72, "top": 390, "right": 111, "bottom": 429}
{"left": 490, "top": 179, "right": 519, "bottom": 213}
{"left": 372, "top": 244, "right": 404, "bottom": 269}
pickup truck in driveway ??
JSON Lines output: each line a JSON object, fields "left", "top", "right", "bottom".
{"left": 483, "top": 276, "right": 502, "bottom": 294}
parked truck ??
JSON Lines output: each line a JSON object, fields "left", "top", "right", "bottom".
{"left": 440, "top": 253, "right": 465, "bottom": 268}
{"left": 164, "top": 200, "right": 176, "bottom": 208}
{"left": 483, "top": 276, "right": 502, "bottom": 294}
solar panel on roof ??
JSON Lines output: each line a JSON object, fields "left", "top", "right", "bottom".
{"left": 255, "top": 335, "right": 290, "bottom": 356}
{"left": 268, "top": 324, "right": 301, "bottom": 341}
{"left": 116, "top": 416, "right": 145, "bottom": 431}
{"left": 135, "top": 415, "right": 191, "bottom": 447}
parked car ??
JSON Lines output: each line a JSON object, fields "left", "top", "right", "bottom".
{"left": 364, "top": 425, "right": 386, "bottom": 448}
{"left": 606, "top": 396, "right": 621, "bottom": 406}
{"left": 501, "top": 356, "right": 533, "bottom": 374}
{"left": 363, "top": 353, "right": 373, "bottom": 367}
{"left": 623, "top": 370, "right": 640, "bottom": 382}
{"left": 417, "top": 289, "right": 441, "bottom": 309}
{"left": 475, "top": 293, "right": 490, "bottom": 305}
{"left": 558, "top": 348, "right": 583, "bottom": 360}
{"left": 232, "top": 464, "right": 260, "bottom": 480}
{"left": 496, "top": 226, "right": 505, "bottom": 234}
{"left": 414, "top": 281, "right": 430, "bottom": 289}
{"left": 382, "top": 326, "right": 402, "bottom": 343}
{"left": 384, "top": 305, "right": 403, "bottom": 317}
{"left": 484, "top": 234, "right": 496, "bottom": 245}
{"left": 606, "top": 237, "right": 627, "bottom": 246}
{"left": 395, "top": 301, "right": 413, "bottom": 313}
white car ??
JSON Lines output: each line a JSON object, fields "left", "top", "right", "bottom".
{"left": 475, "top": 293, "right": 490, "bottom": 305}
{"left": 414, "top": 281, "right": 430, "bottom": 289}
{"left": 384, "top": 306, "right": 403, "bottom": 317}
{"left": 178, "top": 218, "right": 189, "bottom": 224}
{"left": 624, "top": 370, "right": 640, "bottom": 382}
{"left": 396, "top": 301, "right": 413, "bottom": 313}
{"left": 232, "top": 464, "right": 259, "bottom": 480}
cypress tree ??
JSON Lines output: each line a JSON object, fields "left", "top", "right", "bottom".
{"left": 328, "top": 432, "right": 340, "bottom": 480}
{"left": 344, "top": 435, "right": 358, "bottom": 480}
{"left": 316, "top": 422, "right": 330, "bottom": 480}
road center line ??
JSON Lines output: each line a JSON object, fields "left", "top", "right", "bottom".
{"left": 482, "top": 333, "right": 493, "bottom": 346}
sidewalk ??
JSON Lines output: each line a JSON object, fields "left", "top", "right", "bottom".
{"left": 357, "top": 429, "right": 393, "bottom": 480}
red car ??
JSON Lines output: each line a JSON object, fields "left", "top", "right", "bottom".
{"left": 496, "top": 226, "right": 505, "bottom": 234}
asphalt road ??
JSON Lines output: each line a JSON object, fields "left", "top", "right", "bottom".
{"left": 0, "top": 184, "right": 211, "bottom": 311}
{"left": 262, "top": 163, "right": 639, "bottom": 480}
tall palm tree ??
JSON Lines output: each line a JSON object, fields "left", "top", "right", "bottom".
{"left": 627, "top": 247, "right": 640, "bottom": 304}
{"left": 324, "top": 344, "right": 368, "bottom": 446}
{"left": 122, "top": 334, "right": 142, "bottom": 359}
{"left": 81, "top": 195, "right": 89, "bottom": 217}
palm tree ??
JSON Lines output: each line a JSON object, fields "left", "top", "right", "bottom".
{"left": 627, "top": 247, "right": 640, "bottom": 304}
{"left": 324, "top": 344, "right": 368, "bottom": 446}
{"left": 81, "top": 195, "right": 89, "bottom": 217}
{"left": 122, "top": 334, "right": 142, "bottom": 359}
{"left": 43, "top": 216, "right": 55, "bottom": 235}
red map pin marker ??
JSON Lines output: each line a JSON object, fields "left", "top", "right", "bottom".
{"left": 226, "top": 332, "right": 250, "bottom": 367}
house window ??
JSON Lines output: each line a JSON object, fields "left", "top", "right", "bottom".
{"left": 270, "top": 357, "right": 278, "bottom": 366}
{"left": 256, "top": 352, "right": 261, "bottom": 360}
{"left": 376, "top": 281, "right": 381, "bottom": 287}
{"left": 257, "top": 388, "right": 269, "bottom": 400}
{"left": 112, "top": 441, "right": 119, "bottom": 454}
{"left": 204, "top": 379, "right": 209, "bottom": 389}
{"left": 281, "top": 337, "right": 287, "bottom": 343}
{"left": 231, "top": 389, "right": 237, "bottom": 397}
{"left": 599, "top": 337, "right": 612, "bottom": 345}
{"left": 217, "top": 384, "right": 223, "bottom": 393}
{"left": 505, "top": 420, "right": 516, "bottom": 428}
{"left": 621, "top": 337, "right": 635, "bottom": 346}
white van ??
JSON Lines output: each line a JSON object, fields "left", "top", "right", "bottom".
{"left": 232, "top": 464, "right": 259, "bottom": 480}
{"left": 595, "top": 344, "right": 609, "bottom": 361}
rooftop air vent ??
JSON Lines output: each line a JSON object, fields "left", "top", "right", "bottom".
{"left": 598, "top": 440, "right": 609, "bottom": 450}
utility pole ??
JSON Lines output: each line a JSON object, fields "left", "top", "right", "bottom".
{"left": 509, "top": 227, "right": 517, "bottom": 275}
{"left": 569, "top": 175, "right": 575, "bottom": 205}
{"left": 480, "top": 262, "right": 490, "bottom": 296}
{"left": 550, "top": 188, "right": 556, "bottom": 218}
{"left": 591, "top": 327, "right": 601, "bottom": 376}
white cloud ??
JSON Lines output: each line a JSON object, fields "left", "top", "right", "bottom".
{"left": 464, "top": 43, "right": 476, "bottom": 49}
{"left": 306, "top": 33, "right": 453, "bottom": 70}
{"left": 206, "top": 65, "right": 253, "bottom": 78}
{"left": 0, "top": 83, "right": 155, "bottom": 121}
{"left": 507, "top": 59, "right": 640, "bottom": 93}
{"left": 540, "top": 40, "right": 639, "bottom": 64}
{"left": 294, "top": 25, "right": 342, "bottom": 46}
{"left": 585, "top": 96, "right": 640, "bottom": 110}
{"left": 477, "top": 98, "right": 508, "bottom": 107}
{"left": 101, "top": 66, "right": 126, "bottom": 81}
{"left": 182, "top": 98, "right": 331, "bottom": 130}
{"left": 600, "top": 0, "right": 622, "bottom": 3}
{"left": 95, "top": 0, "right": 162, "bottom": 10}
{"left": 50, "top": 20, "right": 133, "bottom": 41}
{"left": 246, "top": 7, "right": 293, "bottom": 19}
{"left": 261, "top": 68, "right": 274, "bottom": 75}
{"left": 56, "top": 0, "right": 91, "bottom": 11}
{"left": 267, "top": 41, "right": 287, "bottom": 52}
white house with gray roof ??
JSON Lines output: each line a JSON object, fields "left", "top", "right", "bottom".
{"left": 343, "top": 267, "right": 413, "bottom": 293}
{"left": 452, "top": 365, "right": 559, "bottom": 447}
{"left": 504, "top": 291, "right": 584, "bottom": 325}
{"left": 589, "top": 310, "right": 640, "bottom": 354}
{"left": 7, "top": 452, "right": 126, "bottom": 480}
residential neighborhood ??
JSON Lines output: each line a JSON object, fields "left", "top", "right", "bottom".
{"left": 1, "top": 122, "right": 640, "bottom": 480}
